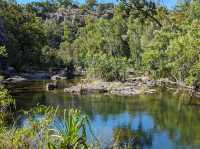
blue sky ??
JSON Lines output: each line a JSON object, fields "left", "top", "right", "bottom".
{"left": 17, "top": 0, "right": 177, "bottom": 9}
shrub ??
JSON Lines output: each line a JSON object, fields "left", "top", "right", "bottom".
{"left": 0, "top": 87, "right": 15, "bottom": 130}
{"left": 0, "top": 87, "right": 15, "bottom": 107}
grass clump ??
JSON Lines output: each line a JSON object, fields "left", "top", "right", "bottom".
{"left": 0, "top": 105, "right": 99, "bottom": 149}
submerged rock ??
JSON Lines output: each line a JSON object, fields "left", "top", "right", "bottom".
{"left": 46, "top": 83, "right": 57, "bottom": 91}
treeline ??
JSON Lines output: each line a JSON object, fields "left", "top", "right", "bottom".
{"left": 1, "top": 0, "right": 200, "bottom": 88}
{"left": 0, "top": 0, "right": 76, "bottom": 71}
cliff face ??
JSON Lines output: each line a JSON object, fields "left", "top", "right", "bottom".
{"left": 46, "top": 3, "right": 114, "bottom": 27}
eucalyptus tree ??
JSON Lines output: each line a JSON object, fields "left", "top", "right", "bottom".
{"left": 120, "top": 0, "right": 162, "bottom": 27}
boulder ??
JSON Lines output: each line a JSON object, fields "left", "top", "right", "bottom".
{"left": 64, "top": 81, "right": 110, "bottom": 94}
{"left": 46, "top": 83, "right": 57, "bottom": 91}
{"left": 51, "top": 74, "right": 67, "bottom": 80}
{"left": 84, "top": 82, "right": 110, "bottom": 93}
{"left": 64, "top": 86, "right": 83, "bottom": 94}
{"left": 3, "top": 75, "right": 27, "bottom": 83}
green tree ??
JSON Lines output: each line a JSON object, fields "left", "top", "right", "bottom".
{"left": 120, "top": 0, "right": 162, "bottom": 27}
{"left": 167, "top": 20, "right": 200, "bottom": 85}
{"left": 86, "top": 0, "right": 96, "bottom": 10}
{"left": 56, "top": 0, "right": 72, "bottom": 8}
{"left": 0, "top": 2, "right": 46, "bottom": 70}
{"left": 74, "top": 12, "right": 129, "bottom": 59}
{"left": 44, "top": 19, "right": 63, "bottom": 49}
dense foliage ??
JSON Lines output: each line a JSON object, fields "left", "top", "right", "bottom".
{"left": 1, "top": 0, "right": 200, "bottom": 86}
{"left": 0, "top": 104, "right": 97, "bottom": 148}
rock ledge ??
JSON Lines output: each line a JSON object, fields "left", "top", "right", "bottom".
{"left": 64, "top": 77, "right": 156, "bottom": 96}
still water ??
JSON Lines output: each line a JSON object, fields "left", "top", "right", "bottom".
{"left": 8, "top": 80, "right": 200, "bottom": 149}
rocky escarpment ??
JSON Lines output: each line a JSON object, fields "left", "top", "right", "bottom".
{"left": 45, "top": 3, "right": 114, "bottom": 26}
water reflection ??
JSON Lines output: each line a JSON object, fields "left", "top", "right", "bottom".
{"left": 112, "top": 125, "right": 153, "bottom": 148}
{"left": 10, "top": 81, "right": 200, "bottom": 149}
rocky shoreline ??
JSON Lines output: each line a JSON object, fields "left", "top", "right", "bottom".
{"left": 64, "top": 77, "right": 157, "bottom": 96}
{"left": 1, "top": 68, "right": 200, "bottom": 98}
{"left": 63, "top": 77, "right": 200, "bottom": 97}
{"left": 0, "top": 67, "right": 85, "bottom": 84}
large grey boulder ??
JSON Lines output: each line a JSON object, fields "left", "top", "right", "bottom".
{"left": 51, "top": 74, "right": 67, "bottom": 80}
{"left": 64, "top": 81, "right": 111, "bottom": 94}
{"left": 3, "top": 75, "right": 27, "bottom": 83}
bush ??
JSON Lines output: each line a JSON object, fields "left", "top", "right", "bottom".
{"left": 0, "top": 87, "right": 15, "bottom": 129}
{"left": 0, "top": 87, "right": 15, "bottom": 108}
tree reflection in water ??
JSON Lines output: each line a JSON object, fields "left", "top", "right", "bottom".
{"left": 11, "top": 81, "right": 200, "bottom": 148}
{"left": 112, "top": 124, "right": 152, "bottom": 149}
